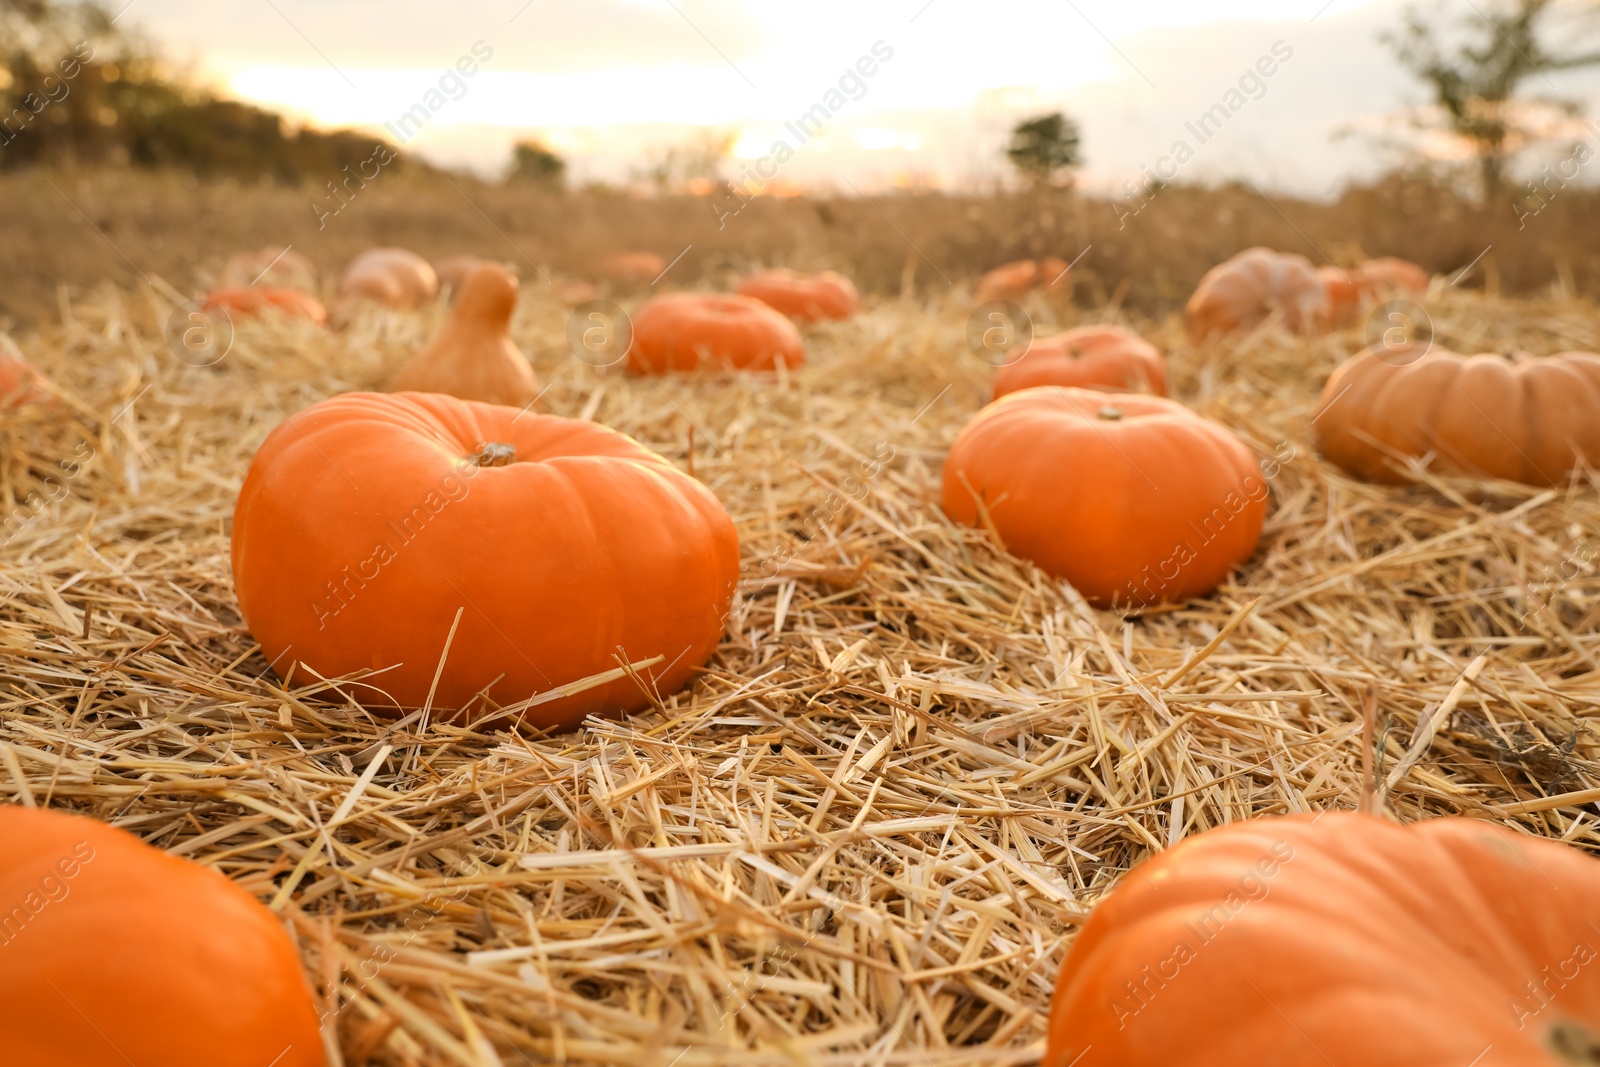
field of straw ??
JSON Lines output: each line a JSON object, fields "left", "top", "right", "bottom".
{"left": 2, "top": 260, "right": 1599, "bottom": 1065}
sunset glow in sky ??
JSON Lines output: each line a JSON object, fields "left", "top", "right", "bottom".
{"left": 118, "top": 0, "right": 1600, "bottom": 194}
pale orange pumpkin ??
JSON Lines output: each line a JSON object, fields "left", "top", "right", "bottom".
{"left": 0, "top": 806, "right": 325, "bottom": 1066}
{"left": 203, "top": 287, "right": 328, "bottom": 326}
{"left": 628, "top": 293, "right": 805, "bottom": 374}
{"left": 594, "top": 252, "right": 667, "bottom": 285}
{"left": 218, "top": 246, "right": 318, "bottom": 293}
{"left": 392, "top": 264, "right": 540, "bottom": 409}
{"left": 1186, "top": 247, "right": 1330, "bottom": 341}
{"left": 975, "top": 258, "right": 1071, "bottom": 304}
{"left": 942, "top": 387, "right": 1266, "bottom": 607}
{"left": 338, "top": 248, "right": 439, "bottom": 309}
{"left": 1045, "top": 812, "right": 1600, "bottom": 1067}
{"left": 231, "top": 391, "right": 739, "bottom": 729}
{"left": 1317, "top": 266, "right": 1365, "bottom": 328}
{"left": 1360, "top": 256, "right": 1430, "bottom": 295}
{"left": 0, "top": 348, "right": 57, "bottom": 410}
{"left": 993, "top": 325, "right": 1167, "bottom": 400}
{"left": 736, "top": 269, "right": 860, "bottom": 323}
{"left": 1314, "top": 344, "right": 1600, "bottom": 486}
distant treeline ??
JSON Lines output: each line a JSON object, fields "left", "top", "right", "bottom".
{"left": 0, "top": 0, "right": 401, "bottom": 180}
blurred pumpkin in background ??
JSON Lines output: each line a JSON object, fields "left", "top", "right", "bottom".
{"left": 993, "top": 325, "right": 1167, "bottom": 399}
{"left": 628, "top": 293, "right": 804, "bottom": 374}
{"left": 736, "top": 269, "right": 860, "bottom": 323}
{"left": 1186, "top": 247, "right": 1329, "bottom": 340}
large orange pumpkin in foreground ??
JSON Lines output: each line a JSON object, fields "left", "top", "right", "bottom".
{"left": 1045, "top": 813, "right": 1600, "bottom": 1067}
{"left": 338, "top": 247, "right": 439, "bottom": 309}
{"left": 391, "top": 264, "right": 540, "bottom": 408}
{"left": 232, "top": 391, "right": 738, "bottom": 728}
{"left": 1186, "top": 247, "right": 1329, "bottom": 341}
{"left": 942, "top": 388, "right": 1265, "bottom": 607}
{"left": 1314, "top": 344, "right": 1600, "bottom": 486}
{"left": 993, "top": 325, "right": 1167, "bottom": 400}
{"left": 204, "top": 286, "right": 328, "bottom": 326}
{"left": 736, "top": 269, "right": 859, "bottom": 323}
{"left": 0, "top": 806, "right": 324, "bottom": 1067}
{"left": 628, "top": 293, "right": 804, "bottom": 374}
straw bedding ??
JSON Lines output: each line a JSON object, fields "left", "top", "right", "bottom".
{"left": 1, "top": 278, "right": 1597, "bottom": 1066}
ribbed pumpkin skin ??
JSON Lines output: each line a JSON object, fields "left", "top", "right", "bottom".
{"left": 1186, "top": 247, "right": 1329, "bottom": 341}
{"left": 231, "top": 392, "right": 739, "bottom": 729}
{"left": 993, "top": 326, "right": 1167, "bottom": 400}
{"left": 628, "top": 293, "right": 804, "bottom": 374}
{"left": 0, "top": 807, "right": 325, "bottom": 1067}
{"left": 1314, "top": 346, "right": 1600, "bottom": 486}
{"left": 941, "top": 388, "right": 1265, "bottom": 607}
{"left": 1045, "top": 813, "right": 1600, "bottom": 1067}
{"left": 391, "top": 265, "right": 540, "bottom": 408}
{"left": 736, "top": 270, "right": 860, "bottom": 323}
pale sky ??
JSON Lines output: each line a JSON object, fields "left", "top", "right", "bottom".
{"left": 118, "top": 0, "right": 1600, "bottom": 195}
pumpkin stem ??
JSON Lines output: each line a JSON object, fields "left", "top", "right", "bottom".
{"left": 471, "top": 442, "right": 517, "bottom": 467}
{"left": 1098, "top": 406, "right": 1125, "bottom": 421}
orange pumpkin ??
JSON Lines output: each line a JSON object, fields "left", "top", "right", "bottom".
{"left": 0, "top": 806, "right": 324, "bottom": 1066}
{"left": 735, "top": 269, "right": 860, "bottom": 323}
{"left": 1316, "top": 265, "right": 1365, "bottom": 327}
{"left": 628, "top": 293, "right": 804, "bottom": 374}
{"left": 974, "top": 257, "right": 1071, "bottom": 303}
{"left": 942, "top": 388, "right": 1265, "bottom": 608}
{"left": 1045, "top": 812, "right": 1600, "bottom": 1067}
{"left": 594, "top": 252, "right": 667, "bottom": 285}
{"left": 392, "top": 264, "right": 540, "bottom": 408}
{"left": 1186, "top": 247, "right": 1329, "bottom": 341}
{"left": 434, "top": 254, "right": 514, "bottom": 296}
{"left": 1360, "top": 256, "right": 1430, "bottom": 295}
{"left": 0, "top": 348, "right": 57, "bottom": 409}
{"left": 1314, "top": 344, "right": 1600, "bottom": 486}
{"left": 231, "top": 391, "right": 739, "bottom": 729}
{"left": 218, "top": 245, "right": 318, "bottom": 293}
{"left": 203, "top": 287, "right": 328, "bottom": 326}
{"left": 338, "top": 248, "right": 439, "bottom": 309}
{"left": 993, "top": 325, "right": 1167, "bottom": 400}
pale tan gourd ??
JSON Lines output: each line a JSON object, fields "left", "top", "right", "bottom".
{"left": 391, "top": 264, "right": 540, "bottom": 408}
{"left": 339, "top": 248, "right": 439, "bottom": 309}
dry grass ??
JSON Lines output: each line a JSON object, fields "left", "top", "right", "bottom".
{"left": 1, "top": 270, "right": 1599, "bottom": 1067}
{"left": 9, "top": 167, "right": 1600, "bottom": 328}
